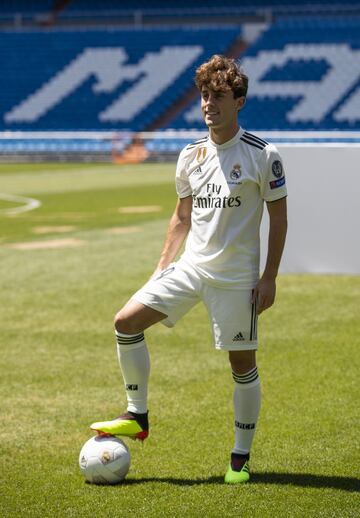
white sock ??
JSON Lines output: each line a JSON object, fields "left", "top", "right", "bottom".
{"left": 232, "top": 366, "right": 261, "bottom": 455}
{"left": 115, "top": 330, "right": 150, "bottom": 414}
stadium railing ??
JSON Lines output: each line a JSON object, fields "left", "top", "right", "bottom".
{"left": 1, "top": 130, "right": 360, "bottom": 163}
{"left": 1, "top": 4, "right": 360, "bottom": 28}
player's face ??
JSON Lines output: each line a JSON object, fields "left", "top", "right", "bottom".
{"left": 201, "top": 87, "right": 243, "bottom": 131}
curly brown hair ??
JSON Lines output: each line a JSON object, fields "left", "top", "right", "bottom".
{"left": 195, "top": 54, "right": 248, "bottom": 99}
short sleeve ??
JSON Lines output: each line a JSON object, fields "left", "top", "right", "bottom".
{"left": 258, "top": 144, "right": 288, "bottom": 202}
{"left": 175, "top": 148, "right": 192, "bottom": 198}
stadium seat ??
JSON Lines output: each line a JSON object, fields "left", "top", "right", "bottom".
{"left": 0, "top": 27, "right": 240, "bottom": 132}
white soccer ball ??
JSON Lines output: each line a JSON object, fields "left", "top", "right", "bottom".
{"left": 79, "top": 436, "right": 131, "bottom": 485}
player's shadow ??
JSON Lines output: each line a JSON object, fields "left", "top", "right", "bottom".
{"left": 123, "top": 472, "right": 360, "bottom": 492}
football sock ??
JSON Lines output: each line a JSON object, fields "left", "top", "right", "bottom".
{"left": 232, "top": 366, "right": 261, "bottom": 455}
{"left": 115, "top": 330, "right": 150, "bottom": 414}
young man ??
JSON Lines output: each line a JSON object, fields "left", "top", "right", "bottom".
{"left": 91, "top": 54, "right": 288, "bottom": 484}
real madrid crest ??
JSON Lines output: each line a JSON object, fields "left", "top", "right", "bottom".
{"left": 196, "top": 146, "right": 207, "bottom": 163}
{"left": 101, "top": 451, "right": 111, "bottom": 464}
{"left": 230, "top": 164, "right": 242, "bottom": 181}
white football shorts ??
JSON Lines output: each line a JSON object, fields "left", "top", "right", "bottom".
{"left": 132, "top": 259, "right": 258, "bottom": 351}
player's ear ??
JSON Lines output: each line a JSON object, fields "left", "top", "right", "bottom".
{"left": 237, "top": 96, "right": 246, "bottom": 111}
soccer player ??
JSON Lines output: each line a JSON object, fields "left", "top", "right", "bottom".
{"left": 91, "top": 54, "right": 288, "bottom": 484}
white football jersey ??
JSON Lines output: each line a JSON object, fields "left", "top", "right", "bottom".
{"left": 175, "top": 127, "right": 287, "bottom": 288}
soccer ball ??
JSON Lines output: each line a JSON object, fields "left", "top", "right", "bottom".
{"left": 79, "top": 436, "right": 131, "bottom": 485}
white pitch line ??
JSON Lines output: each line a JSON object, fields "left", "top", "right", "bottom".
{"left": 0, "top": 193, "right": 41, "bottom": 215}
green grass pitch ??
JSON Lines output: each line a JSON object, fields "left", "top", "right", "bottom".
{"left": 0, "top": 162, "right": 359, "bottom": 517}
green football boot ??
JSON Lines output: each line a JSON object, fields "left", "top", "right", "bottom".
{"left": 90, "top": 411, "right": 149, "bottom": 442}
{"left": 224, "top": 453, "right": 250, "bottom": 484}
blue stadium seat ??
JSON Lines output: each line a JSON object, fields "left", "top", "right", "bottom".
{"left": 0, "top": 27, "right": 240, "bottom": 132}
{"left": 0, "top": 18, "right": 359, "bottom": 134}
{"left": 170, "top": 17, "right": 360, "bottom": 131}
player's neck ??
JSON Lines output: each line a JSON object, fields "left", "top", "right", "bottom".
{"left": 209, "top": 124, "right": 240, "bottom": 145}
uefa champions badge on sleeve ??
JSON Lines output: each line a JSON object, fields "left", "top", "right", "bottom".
{"left": 271, "top": 160, "right": 283, "bottom": 178}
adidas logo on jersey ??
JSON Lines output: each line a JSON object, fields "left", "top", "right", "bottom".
{"left": 193, "top": 166, "right": 202, "bottom": 175}
{"left": 233, "top": 332, "right": 245, "bottom": 341}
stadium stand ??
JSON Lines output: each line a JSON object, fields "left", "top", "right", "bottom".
{"left": 0, "top": 2, "right": 359, "bottom": 160}
{"left": 0, "top": 27, "right": 240, "bottom": 132}
{"left": 173, "top": 17, "right": 360, "bottom": 131}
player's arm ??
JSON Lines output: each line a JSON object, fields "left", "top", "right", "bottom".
{"left": 253, "top": 196, "right": 287, "bottom": 314}
{"left": 153, "top": 195, "right": 192, "bottom": 275}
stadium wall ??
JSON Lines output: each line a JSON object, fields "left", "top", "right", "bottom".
{"left": 260, "top": 143, "right": 360, "bottom": 275}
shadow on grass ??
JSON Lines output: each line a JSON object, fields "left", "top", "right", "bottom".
{"left": 123, "top": 473, "right": 360, "bottom": 492}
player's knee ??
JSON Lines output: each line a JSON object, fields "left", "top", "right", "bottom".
{"left": 229, "top": 350, "right": 256, "bottom": 374}
{"left": 114, "top": 309, "right": 139, "bottom": 335}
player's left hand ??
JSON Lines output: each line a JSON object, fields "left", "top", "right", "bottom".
{"left": 252, "top": 277, "right": 276, "bottom": 315}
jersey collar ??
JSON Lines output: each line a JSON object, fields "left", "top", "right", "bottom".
{"left": 208, "top": 127, "right": 245, "bottom": 150}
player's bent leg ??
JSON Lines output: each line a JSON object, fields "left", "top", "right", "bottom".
{"left": 90, "top": 301, "right": 167, "bottom": 441}
{"left": 114, "top": 299, "right": 167, "bottom": 335}
{"left": 225, "top": 349, "right": 260, "bottom": 484}
{"left": 91, "top": 263, "right": 199, "bottom": 442}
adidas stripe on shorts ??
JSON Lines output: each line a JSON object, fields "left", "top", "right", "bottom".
{"left": 132, "top": 259, "right": 258, "bottom": 351}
